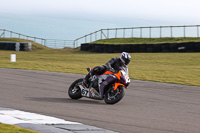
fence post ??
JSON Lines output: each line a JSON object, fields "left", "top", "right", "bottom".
{"left": 95, "top": 31, "right": 97, "bottom": 41}
{"left": 197, "top": 25, "right": 199, "bottom": 38}
{"left": 3, "top": 29, "right": 5, "bottom": 38}
{"left": 140, "top": 27, "right": 142, "bottom": 38}
{"left": 85, "top": 35, "right": 87, "bottom": 43}
{"left": 123, "top": 28, "right": 125, "bottom": 38}
{"left": 131, "top": 28, "right": 134, "bottom": 38}
{"left": 107, "top": 29, "right": 109, "bottom": 39}
{"left": 101, "top": 30, "right": 107, "bottom": 39}
{"left": 149, "top": 27, "right": 151, "bottom": 38}
{"left": 90, "top": 33, "right": 92, "bottom": 42}
{"left": 74, "top": 40, "right": 76, "bottom": 48}
{"left": 101, "top": 29, "right": 103, "bottom": 39}
{"left": 170, "top": 26, "right": 173, "bottom": 37}
{"left": 43, "top": 39, "right": 45, "bottom": 46}
{"left": 64, "top": 40, "right": 66, "bottom": 48}
{"left": 115, "top": 28, "right": 118, "bottom": 38}
{"left": 160, "top": 26, "right": 162, "bottom": 38}
{"left": 184, "top": 25, "right": 186, "bottom": 38}
{"left": 10, "top": 31, "right": 12, "bottom": 38}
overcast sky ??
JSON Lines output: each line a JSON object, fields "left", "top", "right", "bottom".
{"left": 1, "top": 0, "right": 200, "bottom": 40}
{"left": 1, "top": 0, "right": 200, "bottom": 24}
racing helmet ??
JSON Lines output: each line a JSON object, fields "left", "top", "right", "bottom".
{"left": 120, "top": 52, "right": 131, "bottom": 65}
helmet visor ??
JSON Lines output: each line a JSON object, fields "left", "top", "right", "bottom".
{"left": 124, "top": 58, "right": 130, "bottom": 65}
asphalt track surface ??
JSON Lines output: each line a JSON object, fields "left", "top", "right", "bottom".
{"left": 0, "top": 68, "right": 200, "bottom": 133}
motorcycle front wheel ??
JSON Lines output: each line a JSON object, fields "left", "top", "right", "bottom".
{"left": 104, "top": 85, "right": 125, "bottom": 104}
{"left": 68, "top": 78, "right": 83, "bottom": 99}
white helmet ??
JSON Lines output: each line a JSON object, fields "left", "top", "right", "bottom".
{"left": 120, "top": 52, "right": 131, "bottom": 65}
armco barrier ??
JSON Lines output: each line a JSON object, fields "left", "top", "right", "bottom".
{"left": 0, "top": 41, "right": 32, "bottom": 51}
{"left": 81, "top": 42, "right": 200, "bottom": 53}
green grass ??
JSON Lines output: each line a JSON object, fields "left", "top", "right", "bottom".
{"left": 0, "top": 38, "right": 200, "bottom": 87}
{"left": 92, "top": 37, "right": 200, "bottom": 44}
{"left": 0, "top": 123, "right": 39, "bottom": 133}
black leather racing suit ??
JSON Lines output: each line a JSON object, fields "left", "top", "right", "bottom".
{"left": 84, "top": 57, "right": 124, "bottom": 85}
{"left": 104, "top": 57, "right": 124, "bottom": 73}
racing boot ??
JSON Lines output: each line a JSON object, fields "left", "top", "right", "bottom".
{"left": 83, "top": 72, "right": 92, "bottom": 88}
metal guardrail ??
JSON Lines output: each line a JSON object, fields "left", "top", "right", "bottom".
{"left": 0, "top": 29, "right": 74, "bottom": 48}
{"left": 74, "top": 25, "right": 200, "bottom": 47}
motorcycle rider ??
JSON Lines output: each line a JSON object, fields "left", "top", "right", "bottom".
{"left": 83, "top": 52, "right": 131, "bottom": 88}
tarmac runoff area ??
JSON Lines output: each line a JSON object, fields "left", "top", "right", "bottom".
{"left": 0, "top": 107, "right": 117, "bottom": 133}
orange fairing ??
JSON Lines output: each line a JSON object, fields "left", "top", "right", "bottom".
{"left": 114, "top": 71, "right": 121, "bottom": 80}
{"left": 102, "top": 71, "right": 121, "bottom": 80}
{"left": 114, "top": 83, "right": 125, "bottom": 90}
{"left": 102, "top": 71, "right": 113, "bottom": 75}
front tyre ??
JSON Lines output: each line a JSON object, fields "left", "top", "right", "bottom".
{"left": 104, "top": 86, "right": 125, "bottom": 104}
{"left": 68, "top": 78, "right": 83, "bottom": 99}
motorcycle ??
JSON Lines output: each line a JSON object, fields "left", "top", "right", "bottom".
{"left": 68, "top": 66, "right": 130, "bottom": 104}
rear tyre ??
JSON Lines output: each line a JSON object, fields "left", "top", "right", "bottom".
{"left": 68, "top": 78, "right": 83, "bottom": 99}
{"left": 104, "top": 86, "right": 125, "bottom": 104}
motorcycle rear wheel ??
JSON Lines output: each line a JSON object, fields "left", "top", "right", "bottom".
{"left": 104, "top": 85, "right": 125, "bottom": 104}
{"left": 68, "top": 78, "right": 83, "bottom": 99}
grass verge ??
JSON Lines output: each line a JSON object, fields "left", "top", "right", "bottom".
{"left": 0, "top": 123, "right": 39, "bottom": 133}
{"left": 92, "top": 37, "right": 200, "bottom": 44}
{"left": 0, "top": 38, "right": 200, "bottom": 86}
{"left": 0, "top": 51, "right": 200, "bottom": 86}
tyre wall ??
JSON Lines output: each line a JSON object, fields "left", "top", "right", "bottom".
{"left": 0, "top": 41, "right": 32, "bottom": 51}
{"left": 81, "top": 42, "right": 200, "bottom": 53}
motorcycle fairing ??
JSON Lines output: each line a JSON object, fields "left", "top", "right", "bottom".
{"left": 99, "top": 75, "right": 117, "bottom": 98}
{"left": 101, "top": 70, "right": 122, "bottom": 80}
{"left": 113, "top": 83, "right": 125, "bottom": 91}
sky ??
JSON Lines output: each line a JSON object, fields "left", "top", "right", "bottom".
{"left": 1, "top": 0, "right": 200, "bottom": 23}
{"left": 0, "top": 0, "right": 200, "bottom": 40}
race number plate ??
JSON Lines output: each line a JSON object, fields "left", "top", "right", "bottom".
{"left": 79, "top": 85, "right": 90, "bottom": 97}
